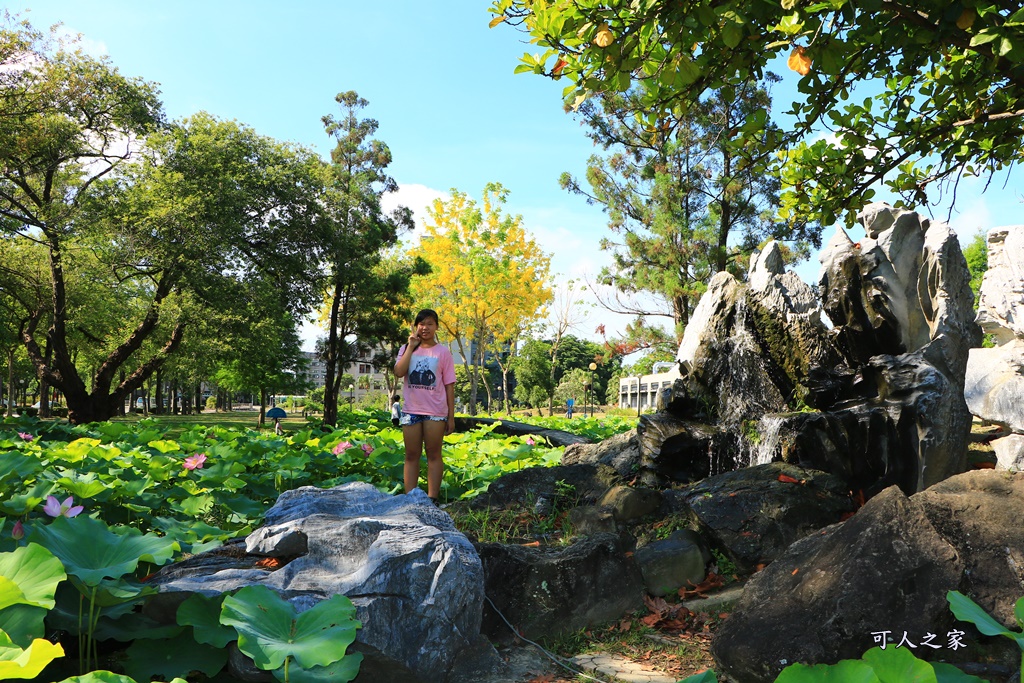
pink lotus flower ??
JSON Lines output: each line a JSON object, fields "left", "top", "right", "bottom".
{"left": 11, "top": 520, "right": 24, "bottom": 540}
{"left": 525, "top": 436, "right": 535, "bottom": 446}
{"left": 332, "top": 441, "right": 353, "bottom": 455}
{"left": 17, "top": 432, "right": 33, "bottom": 441}
{"left": 43, "top": 495, "right": 84, "bottom": 518}
{"left": 183, "top": 453, "right": 207, "bottom": 470}
{"left": 361, "top": 443, "right": 373, "bottom": 457}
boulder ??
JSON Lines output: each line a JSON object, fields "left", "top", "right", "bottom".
{"left": 993, "top": 434, "right": 1024, "bottom": 471}
{"left": 674, "top": 245, "right": 838, "bottom": 428}
{"left": 468, "top": 464, "right": 615, "bottom": 511}
{"left": 561, "top": 428, "right": 641, "bottom": 478}
{"left": 976, "top": 225, "right": 1024, "bottom": 344}
{"left": 476, "top": 533, "right": 645, "bottom": 642}
{"left": 149, "top": 483, "right": 496, "bottom": 683}
{"left": 634, "top": 530, "right": 710, "bottom": 597}
{"left": 965, "top": 340, "right": 1024, "bottom": 433}
{"left": 712, "top": 470, "right": 1024, "bottom": 682}
{"left": 679, "top": 462, "right": 855, "bottom": 573}
{"left": 598, "top": 485, "right": 662, "bottom": 522}
{"left": 636, "top": 413, "right": 738, "bottom": 487}
{"left": 815, "top": 204, "right": 980, "bottom": 491}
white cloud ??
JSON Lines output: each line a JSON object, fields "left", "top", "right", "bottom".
{"left": 382, "top": 182, "right": 449, "bottom": 246}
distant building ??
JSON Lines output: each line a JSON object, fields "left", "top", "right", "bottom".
{"left": 618, "top": 361, "right": 680, "bottom": 411}
{"left": 298, "top": 351, "right": 388, "bottom": 401}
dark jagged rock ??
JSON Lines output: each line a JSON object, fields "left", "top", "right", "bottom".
{"left": 476, "top": 533, "right": 644, "bottom": 642}
{"left": 712, "top": 470, "right": 1024, "bottom": 682}
{"left": 636, "top": 413, "right": 738, "bottom": 487}
{"left": 561, "top": 429, "right": 641, "bottom": 478}
{"left": 468, "top": 464, "right": 618, "bottom": 511}
{"left": 679, "top": 462, "right": 855, "bottom": 573}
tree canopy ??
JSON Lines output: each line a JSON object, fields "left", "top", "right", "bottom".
{"left": 411, "top": 183, "right": 553, "bottom": 414}
{"left": 491, "top": 0, "right": 1024, "bottom": 225}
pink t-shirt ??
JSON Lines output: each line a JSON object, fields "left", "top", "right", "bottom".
{"left": 397, "top": 343, "right": 456, "bottom": 417}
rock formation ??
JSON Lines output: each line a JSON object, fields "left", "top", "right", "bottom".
{"left": 965, "top": 225, "right": 1024, "bottom": 469}
{"left": 712, "top": 470, "right": 1024, "bottom": 682}
{"left": 642, "top": 203, "right": 979, "bottom": 495}
{"left": 149, "top": 483, "right": 496, "bottom": 683}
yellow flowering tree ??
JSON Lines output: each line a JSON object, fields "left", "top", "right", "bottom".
{"left": 411, "top": 183, "right": 552, "bottom": 414}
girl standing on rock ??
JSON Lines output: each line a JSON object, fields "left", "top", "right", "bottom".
{"left": 394, "top": 308, "right": 456, "bottom": 503}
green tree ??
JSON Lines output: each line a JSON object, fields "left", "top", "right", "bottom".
{"left": 963, "top": 231, "right": 988, "bottom": 300}
{"left": 411, "top": 184, "right": 552, "bottom": 414}
{"left": 0, "top": 21, "right": 328, "bottom": 424}
{"left": 491, "top": 0, "right": 1024, "bottom": 226}
{"left": 318, "top": 91, "right": 413, "bottom": 427}
{"left": 564, "top": 81, "right": 809, "bottom": 337}
{"left": 512, "top": 338, "right": 554, "bottom": 409}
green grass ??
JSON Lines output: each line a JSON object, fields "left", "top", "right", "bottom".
{"left": 111, "top": 410, "right": 307, "bottom": 439}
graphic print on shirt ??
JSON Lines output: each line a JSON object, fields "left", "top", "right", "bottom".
{"left": 408, "top": 355, "right": 439, "bottom": 390}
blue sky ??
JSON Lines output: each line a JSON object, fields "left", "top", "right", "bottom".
{"left": 16, "top": 1, "right": 1023, "bottom": 351}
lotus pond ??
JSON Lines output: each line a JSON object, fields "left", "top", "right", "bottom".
{"left": 0, "top": 410, "right": 634, "bottom": 682}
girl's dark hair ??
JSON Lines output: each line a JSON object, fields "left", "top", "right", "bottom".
{"left": 414, "top": 308, "right": 439, "bottom": 326}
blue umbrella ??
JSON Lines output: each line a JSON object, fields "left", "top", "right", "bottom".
{"left": 266, "top": 406, "right": 287, "bottom": 419}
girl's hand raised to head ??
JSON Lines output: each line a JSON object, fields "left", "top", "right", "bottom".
{"left": 407, "top": 331, "right": 421, "bottom": 350}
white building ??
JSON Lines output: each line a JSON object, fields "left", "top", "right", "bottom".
{"left": 618, "top": 362, "right": 680, "bottom": 412}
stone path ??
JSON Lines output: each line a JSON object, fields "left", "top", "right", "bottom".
{"left": 571, "top": 653, "right": 679, "bottom": 683}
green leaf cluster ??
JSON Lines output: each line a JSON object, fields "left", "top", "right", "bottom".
{"left": 493, "top": 0, "right": 1024, "bottom": 226}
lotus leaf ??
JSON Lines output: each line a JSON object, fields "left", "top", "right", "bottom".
{"left": 55, "top": 672, "right": 187, "bottom": 683}
{"left": 775, "top": 659, "right": 879, "bottom": 682}
{"left": 54, "top": 471, "right": 108, "bottom": 499}
{"left": 28, "top": 516, "right": 178, "bottom": 586}
{"left": 948, "top": 590, "right": 1024, "bottom": 647}
{"left": 1, "top": 482, "right": 55, "bottom": 516}
{"left": 0, "top": 543, "right": 65, "bottom": 609}
{"left": 147, "top": 440, "right": 181, "bottom": 454}
{"left": 0, "top": 629, "right": 64, "bottom": 679}
{"left": 220, "top": 586, "right": 361, "bottom": 671}
{"left": 124, "top": 630, "right": 228, "bottom": 680}
{"left": 56, "top": 438, "right": 102, "bottom": 461}
{"left": 679, "top": 672, "right": 719, "bottom": 683}
{"left": 176, "top": 594, "right": 235, "bottom": 648}
{"left": 0, "top": 605, "right": 48, "bottom": 648}
{"left": 275, "top": 652, "right": 363, "bottom": 683}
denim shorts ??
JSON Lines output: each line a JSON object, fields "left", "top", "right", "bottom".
{"left": 400, "top": 413, "right": 447, "bottom": 427}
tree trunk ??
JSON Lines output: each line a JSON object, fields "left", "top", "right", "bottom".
{"left": 194, "top": 383, "right": 201, "bottom": 414}
{"left": 322, "top": 276, "right": 344, "bottom": 427}
{"left": 154, "top": 368, "right": 163, "bottom": 414}
{"left": 39, "top": 339, "right": 51, "bottom": 418}
{"left": 5, "top": 348, "right": 14, "bottom": 418}
{"left": 259, "top": 387, "right": 267, "bottom": 427}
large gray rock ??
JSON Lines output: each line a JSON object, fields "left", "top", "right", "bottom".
{"left": 636, "top": 413, "right": 738, "bottom": 486}
{"left": 476, "top": 533, "right": 644, "bottom": 641}
{"left": 561, "top": 428, "right": 641, "bottom": 478}
{"left": 679, "top": 462, "right": 855, "bottom": 573}
{"left": 674, "top": 243, "right": 839, "bottom": 429}
{"left": 965, "top": 341, "right": 1024, "bottom": 433}
{"left": 976, "top": 225, "right": 1024, "bottom": 344}
{"left": 149, "top": 483, "right": 495, "bottom": 683}
{"left": 712, "top": 470, "right": 1024, "bottom": 682}
{"left": 634, "top": 530, "right": 709, "bottom": 597}
{"left": 993, "top": 433, "right": 1024, "bottom": 471}
{"left": 815, "top": 204, "right": 980, "bottom": 490}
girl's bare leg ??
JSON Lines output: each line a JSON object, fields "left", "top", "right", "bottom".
{"left": 422, "top": 420, "right": 447, "bottom": 499}
{"left": 403, "top": 422, "right": 424, "bottom": 493}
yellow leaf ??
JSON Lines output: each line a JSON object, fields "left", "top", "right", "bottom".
{"left": 594, "top": 23, "right": 614, "bottom": 48}
{"left": 956, "top": 8, "right": 976, "bottom": 30}
{"left": 787, "top": 45, "right": 812, "bottom": 75}
{"left": 488, "top": 15, "right": 506, "bottom": 29}
{"left": 552, "top": 57, "right": 568, "bottom": 75}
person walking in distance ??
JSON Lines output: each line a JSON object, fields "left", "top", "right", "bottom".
{"left": 394, "top": 309, "right": 456, "bottom": 503}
